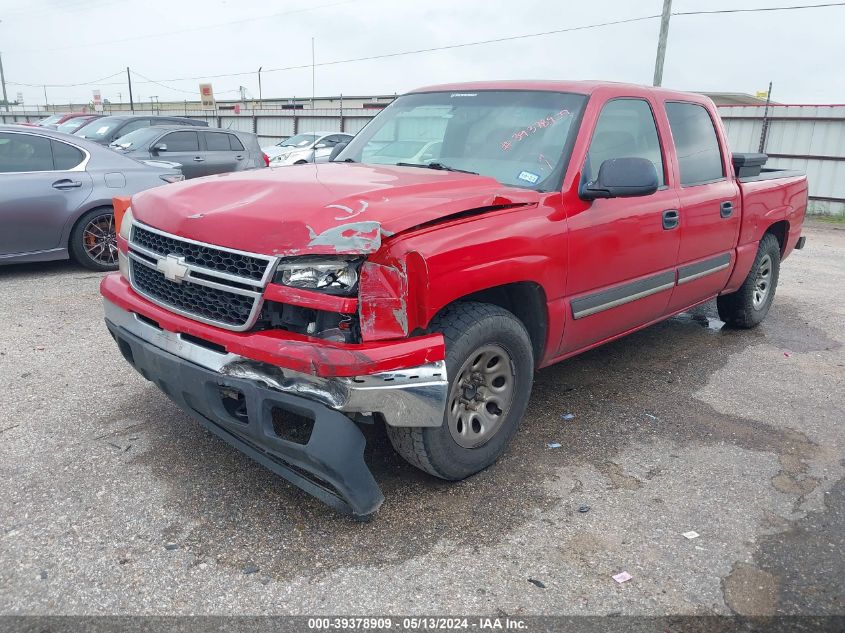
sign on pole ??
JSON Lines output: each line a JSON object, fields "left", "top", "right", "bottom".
{"left": 16, "top": 91, "right": 23, "bottom": 105}
{"left": 200, "top": 83, "right": 216, "bottom": 109}
{"left": 93, "top": 89, "right": 103, "bottom": 112}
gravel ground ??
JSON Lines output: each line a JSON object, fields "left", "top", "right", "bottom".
{"left": 0, "top": 222, "right": 842, "bottom": 616}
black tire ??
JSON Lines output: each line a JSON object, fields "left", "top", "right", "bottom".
{"left": 69, "top": 207, "right": 118, "bottom": 271}
{"left": 294, "top": 159, "right": 309, "bottom": 165}
{"left": 386, "top": 302, "right": 534, "bottom": 480}
{"left": 717, "top": 232, "right": 781, "bottom": 328}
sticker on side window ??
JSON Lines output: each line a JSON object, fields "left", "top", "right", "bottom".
{"left": 518, "top": 170, "right": 540, "bottom": 185}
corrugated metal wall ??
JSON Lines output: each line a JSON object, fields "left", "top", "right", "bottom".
{"left": 3, "top": 102, "right": 842, "bottom": 214}
{"left": 718, "top": 104, "right": 845, "bottom": 215}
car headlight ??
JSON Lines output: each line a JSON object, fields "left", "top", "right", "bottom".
{"left": 272, "top": 153, "right": 291, "bottom": 162}
{"left": 275, "top": 257, "right": 361, "bottom": 295}
{"left": 119, "top": 206, "right": 134, "bottom": 240}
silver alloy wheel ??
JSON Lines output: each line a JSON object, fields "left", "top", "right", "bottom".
{"left": 447, "top": 344, "right": 516, "bottom": 449}
{"left": 752, "top": 253, "right": 772, "bottom": 309}
{"left": 83, "top": 213, "right": 117, "bottom": 266}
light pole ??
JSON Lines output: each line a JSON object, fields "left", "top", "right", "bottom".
{"left": 652, "top": 0, "right": 672, "bottom": 87}
{"left": 257, "top": 66, "right": 262, "bottom": 104}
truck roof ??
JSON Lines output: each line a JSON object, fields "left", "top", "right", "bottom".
{"left": 408, "top": 80, "right": 710, "bottom": 103}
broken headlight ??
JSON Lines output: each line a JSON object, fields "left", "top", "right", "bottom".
{"left": 275, "top": 257, "right": 361, "bottom": 295}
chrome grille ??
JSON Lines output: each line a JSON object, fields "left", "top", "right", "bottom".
{"left": 127, "top": 222, "right": 277, "bottom": 332}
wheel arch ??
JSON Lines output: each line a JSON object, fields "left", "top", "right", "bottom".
{"left": 764, "top": 219, "right": 790, "bottom": 255}
{"left": 428, "top": 282, "right": 549, "bottom": 367}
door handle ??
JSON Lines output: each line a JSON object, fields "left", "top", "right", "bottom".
{"left": 52, "top": 179, "right": 82, "bottom": 190}
{"left": 662, "top": 209, "right": 680, "bottom": 230}
{"left": 193, "top": 156, "right": 205, "bottom": 162}
{"left": 235, "top": 155, "right": 245, "bottom": 160}
{"left": 720, "top": 201, "right": 734, "bottom": 218}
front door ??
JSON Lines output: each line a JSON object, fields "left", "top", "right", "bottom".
{"left": 664, "top": 101, "right": 741, "bottom": 312}
{"left": 156, "top": 130, "right": 204, "bottom": 178}
{"left": 560, "top": 97, "right": 680, "bottom": 354}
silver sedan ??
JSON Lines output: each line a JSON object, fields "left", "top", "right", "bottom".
{"left": 0, "top": 126, "right": 184, "bottom": 271}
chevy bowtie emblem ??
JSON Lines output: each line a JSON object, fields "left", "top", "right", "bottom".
{"left": 156, "top": 254, "right": 189, "bottom": 283}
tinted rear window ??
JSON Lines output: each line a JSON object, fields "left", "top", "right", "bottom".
{"left": 229, "top": 134, "right": 245, "bottom": 151}
{"left": 51, "top": 140, "right": 85, "bottom": 170}
{"left": 0, "top": 132, "right": 54, "bottom": 172}
{"left": 665, "top": 102, "right": 724, "bottom": 185}
{"left": 205, "top": 132, "right": 230, "bottom": 151}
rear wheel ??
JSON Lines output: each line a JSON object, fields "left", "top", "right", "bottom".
{"left": 386, "top": 302, "right": 534, "bottom": 480}
{"left": 717, "top": 232, "right": 781, "bottom": 328}
{"left": 69, "top": 207, "right": 118, "bottom": 271}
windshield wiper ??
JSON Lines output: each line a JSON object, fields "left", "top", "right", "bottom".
{"left": 396, "top": 162, "right": 478, "bottom": 175}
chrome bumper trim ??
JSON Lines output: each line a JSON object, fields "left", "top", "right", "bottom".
{"left": 104, "top": 299, "right": 447, "bottom": 428}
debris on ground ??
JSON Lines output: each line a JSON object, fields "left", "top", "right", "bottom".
{"left": 645, "top": 413, "right": 657, "bottom": 420}
{"left": 578, "top": 506, "right": 591, "bottom": 513}
{"left": 682, "top": 531, "right": 700, "bottom": 540}
{"left": 39, "top": 571, "right": 47, "bottom": 580}
{"left": 527, "top": 578, "right": 546, "bottom": 588}
{"left": 546, "top": 442, "right": 562, "bottom": 449}
{"left": 561, "top": 413, "right": 575, "bottom": 420}
{"left": 243, "top": 564, "right": 260, "bottom": 575}
{"left": 784, "top": 351, "right": 792, "bottom": 357}
{"left": 164, "top": 543, "right": 180, "bottom": 551}
{"left": 612, "top": 571, "right": 632, "bottom": 584}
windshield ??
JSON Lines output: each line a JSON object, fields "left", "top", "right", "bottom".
{"left": 75, "top": 118, "right": 122, "bottom": 140}
{"left": 278, "top": 133, "right": 317, "bottom": 148}
{"left": 110, "top": 127, "right": 162, "bottom": 149}
{"left": 57, "top": 117, "right": 96, "bottom": 134}
{"left": 38, "top": 114, "right": 65, "bottom": 126}
{"left": 338, "top": 90, "right": 587, "bottom": 191}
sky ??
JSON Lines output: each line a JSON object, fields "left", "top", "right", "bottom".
{"left": 0, "top": 0, "right": 843, "bottom": 106}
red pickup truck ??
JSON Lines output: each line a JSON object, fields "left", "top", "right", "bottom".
{"left": 101, "top": 81, "right": 807, "bottom": 518}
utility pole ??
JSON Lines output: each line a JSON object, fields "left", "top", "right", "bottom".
{"left": 758, "top": 82, "right": 773, "bottom": 153}
{"left": 126, "top": 67, "right": 134, "bottom": 113}
{"left": 311, "top": 37, "right": 315, "bottom": 107}
{"left": 257, "top": 66, "right": 263, "bottom": 104}
{"left": 652, "top": 0, "right": 672, "bottom": 87}
{"left": 0, "top": 51, "right": 9, "bottom": 112}
{"left": 43, "top": 85, "right": 48, "bottom": 108}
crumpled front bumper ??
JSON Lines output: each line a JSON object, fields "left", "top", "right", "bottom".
{"left": 104, "top": 299, "right": 448, "bottom": 518}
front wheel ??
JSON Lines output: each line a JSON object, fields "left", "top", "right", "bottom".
{"left": 386, "top": 302, "right": 534, "bottom": 480}
{"left": 717, "top": 232, "right": 781, "bottom": 328}
{"left": 69, "top": 207, "right": 118, "bottom": 271}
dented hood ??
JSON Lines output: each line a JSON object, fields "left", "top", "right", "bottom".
{"left": 130, "top": 162, "right": 540, "bottom": 256}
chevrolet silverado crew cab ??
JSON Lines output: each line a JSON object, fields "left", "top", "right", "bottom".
{"left": 101, "top": 81, "right": 807, "bottom": 518}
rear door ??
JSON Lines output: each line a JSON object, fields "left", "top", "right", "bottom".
{"left": 157, "top": 130, "right": 204, "bottom": 178}
{"left": 0, "top": 132, "right": 93, "bottom": 256}
{"left": 664, "top": 101, "right": 740, "bottom": 312}
{"left": 560, "top": 96, "right": 680, "bottom": 354}
{"left": 201, "top": 131, "right": 240, "bottom": 174}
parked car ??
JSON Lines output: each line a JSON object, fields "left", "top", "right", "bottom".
{"left": 0, "top": 126, "right": 183, "bottom": 271}
{"left": 56, "top": 115, "right": 103, "bottom": 135}
{"left": 109, "top": 126, "right": 267, "bottom": 178}
{"left": 74, "top": 115, "right": 208, "bottom": 145}
{"left": 34, "top": 112, "right": 92, "bottom": 129}
{"left": 264, "top": 132, "right": 353, "bottom": 165}
{"left": 101, "top": 80, "right": 807, "bottom": 518}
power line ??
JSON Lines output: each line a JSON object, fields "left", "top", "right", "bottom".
{"left": 7, "top": 1, "right": 845, "bottom": 91}
{"left": 674, "top": 1, "right": 845, "bottom": 16}
{"left": 7, "top": 70, "right": 125, "bottom": 88}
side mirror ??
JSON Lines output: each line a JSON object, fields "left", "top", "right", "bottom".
{"left": 151, "top": 143, "right": 167, "bottom": 154}
{"left": 329, "top": 141, "right": 349, "bottom": 162}
{"left": 580, "top": 157, "right": 659, "bottom": 200}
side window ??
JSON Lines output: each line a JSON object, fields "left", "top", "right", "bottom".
{"left": 665, "top": 102, "right": 725, "bottom": 186}
{"left": 0, "top": 133, "right": 54, "bottom": 172}
{"left": 51, "top": 140, "right": 85, "bottom": 170}
{"left": 326, "top": 134, "right": 350, "bottom": 145}
{"left": 586, "top": 98, "right": 665, "bottom": 187}
{"left": 162, "top": 131, "right": 199, "bottom": 152}
{"left": 228, "top": 134, "right": 245, "bottom": 151}
{"left": 118, "top": 119, "right": 151, "bottom": 136}
{"left": 204, "top": 132, "right": 230, "bottom": 151}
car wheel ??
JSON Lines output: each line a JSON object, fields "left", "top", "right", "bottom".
{"left": 386, "top": 301, "right": 534, "bottom": 480}
{"left": 294, "top": 159, "right": 309, "bottom": 165}
{"left": 717, "top": 232, "right": 781, "bottom": 328}
{"left": 69, "top": 207, "right": 118, "bottom": 271}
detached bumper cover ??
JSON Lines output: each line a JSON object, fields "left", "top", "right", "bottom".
{"left": 107, "top": 319, "right": 384, "bottom": 518}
